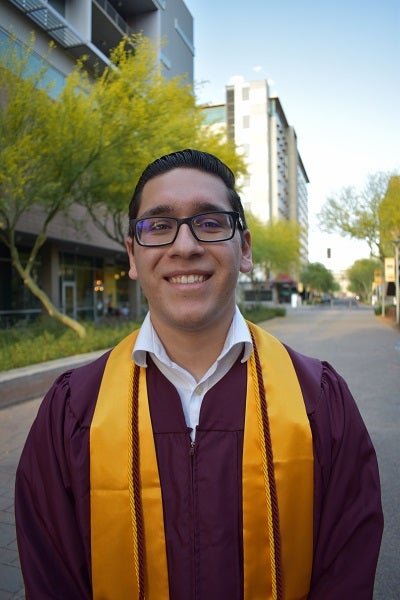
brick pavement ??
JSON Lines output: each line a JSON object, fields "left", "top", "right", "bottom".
{"left": 0, "top": 397, "right": 40, "bottom": 599}
{"left": 0, "top": 350, "right": 105, "bottom": 598}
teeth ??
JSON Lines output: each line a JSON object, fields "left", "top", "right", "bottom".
{"left": 169, "top": 274, "right": 206, "bottom": 284}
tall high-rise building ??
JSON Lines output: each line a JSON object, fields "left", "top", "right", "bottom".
{"left": 226, "top": 78, "right": 271, "bottom": 222}
{"left": 224, "top": 78, "right": 309, "bottom": 262}
{"left": 269, "top": 97, "right": 309, "bottom": 262}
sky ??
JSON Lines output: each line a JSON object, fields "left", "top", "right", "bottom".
{"left": 184, "top": 0, "right": 400, "bottom": 271}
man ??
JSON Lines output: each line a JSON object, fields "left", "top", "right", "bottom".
{"left": 15, "top": 149, "right": 383, "bottom": 599}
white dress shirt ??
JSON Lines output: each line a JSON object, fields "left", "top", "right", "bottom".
{"left": 133, "top": 307, "right": 253, "bottom": 440}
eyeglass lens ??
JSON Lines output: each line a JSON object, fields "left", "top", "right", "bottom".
{"left": 135, "top": 212, "right": 236, "bottom": 246}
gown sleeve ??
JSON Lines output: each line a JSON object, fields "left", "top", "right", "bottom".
{"left": 15, "top": 371, "right": 94, "bottom": 599}
{"left": 306, "top": 360, "right": 383, "bottom": 599}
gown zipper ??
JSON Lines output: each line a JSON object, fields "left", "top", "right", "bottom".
{"left": 189, "top": 435, "right": 198, "bottom": 599}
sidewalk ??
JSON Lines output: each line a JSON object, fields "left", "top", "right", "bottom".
{"left": 0, "top": 352, "right": 109, "bottom": 598}
{"left": 0, "top": 348, "right": 110, "bottom": 598}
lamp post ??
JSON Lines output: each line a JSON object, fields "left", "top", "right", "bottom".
{"left": 393, "top": 238, "right": 400, "bottom": 326}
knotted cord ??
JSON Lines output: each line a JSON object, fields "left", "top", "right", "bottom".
{"left": 128, "top": 363, "right": 145, "bottom": 599}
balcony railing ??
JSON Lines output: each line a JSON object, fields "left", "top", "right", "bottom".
{"left": 93, "top": 0, "right": 132, "bottom": 36}
{"left": 8, "top": 0, "right": 85, "bottom": 48}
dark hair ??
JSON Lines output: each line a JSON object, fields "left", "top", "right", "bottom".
{"left": 128, "top": 149, "right": 247, "bottom": 229}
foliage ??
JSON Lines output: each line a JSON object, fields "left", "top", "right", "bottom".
{"left": 300, "top": 262, "right": 338, "bottom": 295}
{"left": 374, "top": 305, "right": 396, "bottom": 318}
{"left": 245, "top": 212, "right": 267, "bottom": 267}
{"left": 241, "top": 305, "right": 286, "bottom": 322}
{"left": 346, "top": 258, "right": 381, "bottom": 302}
{"left": 0, "top": 37, "right": 92, "bottom": 337}
{"left": 0, "top": 33, "right": 246, "bottom": 337}
{"left": 0, "top": 316, "right": 141, "bottom": 370}
{"left": 379, "top": 176, "right": 400, "bottom": 255}
{"left": 246, "top": 212, "right": 302, "bottom": 279}
{"left": 317, "top": 171, "right": 396, "bottom": 261}
{"left": 73, "top": 34, "right": 247, "bottom": 247}
{"left": 0, "top": 306, "right": 284, "bottom": 371}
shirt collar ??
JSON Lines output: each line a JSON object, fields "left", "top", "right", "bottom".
{"left": 133, "top": 306, "right": 253, "bottom": 368}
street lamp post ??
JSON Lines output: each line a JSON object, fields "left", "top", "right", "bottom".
{"left": 393, "top": 238, "right": 400, "bottom": 326}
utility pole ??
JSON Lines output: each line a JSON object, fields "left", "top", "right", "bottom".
{"left": 393, "top": 238, "right": 400, "bottom": 326}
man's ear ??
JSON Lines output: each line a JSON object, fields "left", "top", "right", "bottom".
{"left": 240, "top": 229, "right": 253, "bottom": 274}
{"left": 125, "top": 238, "right": 139, "bottom": 280}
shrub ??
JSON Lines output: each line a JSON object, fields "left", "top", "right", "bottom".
{"left": 1, "top": 306, "right": 286, "bottom": 371}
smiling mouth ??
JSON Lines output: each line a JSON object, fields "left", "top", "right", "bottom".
{"left": 168, "top": 274, "right": 208, "bottom": 284}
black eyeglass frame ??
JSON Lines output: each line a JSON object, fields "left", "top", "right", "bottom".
{"left": 129, "top": 210, "right": 244, "bottom": 247}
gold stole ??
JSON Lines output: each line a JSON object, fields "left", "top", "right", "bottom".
{"left": 90, "top": 323, "right": 313, "bottom": 599}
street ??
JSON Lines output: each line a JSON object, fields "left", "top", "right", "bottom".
{"left": 0, "top": 305, "right": 399, "bottom": 599}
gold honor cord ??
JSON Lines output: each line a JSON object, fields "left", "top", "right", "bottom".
{"left": 128, "top": 363, "right": 144, "bottom": 599}
{"left": 243, "top": 323, "right": 313, "bottom": 600}
{"left": 249, "top": 331, "right": 282, "bottom": 600}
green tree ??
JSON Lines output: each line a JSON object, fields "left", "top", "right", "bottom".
{"left": 317, "top": 171, "right": 395, "bottom": 261}
{"left": 346, "top": 258, "right": 380, "bottom": 302}
{"left": 300, "top": 262, "right": 337, "bottom": 297}
{"left": 246, "top": 213, "right": 301, "bottom": 280}
{"left": 0, "top": 37, "right": 97, "bottom": 337}
{"left": 0, "top": 34, "right": 246, "bottom": 336}
{"left": 379, "top": 176, "right": 400, "bottom": 255}
{"left": 245, "top": 212, "right": 268, "bottom": 272}
{"left": 261, "top": 219, "right": 302, "bottom": 279}
{"left": 78, "top": 35, "right": 246, "bottom": 247}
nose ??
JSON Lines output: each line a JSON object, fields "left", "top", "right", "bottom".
{"left": 167, "top": 222, "right": 204, "bottom": 256}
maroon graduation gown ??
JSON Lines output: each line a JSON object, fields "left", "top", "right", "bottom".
{"left": 15, "top": 344, "right": 383, "bottom": 599}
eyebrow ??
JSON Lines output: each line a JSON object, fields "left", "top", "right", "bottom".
{"left": 137, "top": 201, "right": 228, "bottom": 219}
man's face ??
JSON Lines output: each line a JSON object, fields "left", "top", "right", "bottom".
{"left": 126, "top": 168, "right": 252, "bottom": 335}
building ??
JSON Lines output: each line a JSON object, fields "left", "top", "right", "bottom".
{"left": 269, "top": 97, "right": 308, "bottom": 233}
{"left": 2, "top": 0, "right": 194, "bottom": 82}
{"left": 0, "top": 0, "right": 194, "bottom": 325}
{"left": 201, "top": 78, "right": 309, "bottom": 303}
{"left": 203, "top": 78, "right": 309, "bottom": 262}
{"left": 225, "top": 78, "right": 309, "bottom": 263}
{"left": 226, "top": 78, "right": 271, "bottom": 222}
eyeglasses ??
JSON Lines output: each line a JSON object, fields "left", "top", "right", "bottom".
{"left": 130, "top": 211, "right": 243, "bottom": 247}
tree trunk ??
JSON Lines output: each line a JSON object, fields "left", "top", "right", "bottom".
{"left": 19, "top": 269, "right": 86, "bottom": 338}
{"left": 8, "top": 235, "right": 86, "bottom": 338}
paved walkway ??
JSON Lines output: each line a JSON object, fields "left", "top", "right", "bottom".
{"left": 0, "top": 306, "right": 399, "bottom": 598}
{"left": 0, "top": 399, "right": 39, "bottom": 598}
{"left": 0, "top": 351, "right": 106, "bottom": 598}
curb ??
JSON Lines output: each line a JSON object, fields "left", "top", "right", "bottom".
{"left": 0, "top": 350, "right": 107, "bottom": 409}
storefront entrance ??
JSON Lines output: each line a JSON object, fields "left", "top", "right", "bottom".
{"left": 62, "top": 281, "right": 77, "bottom": 319}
